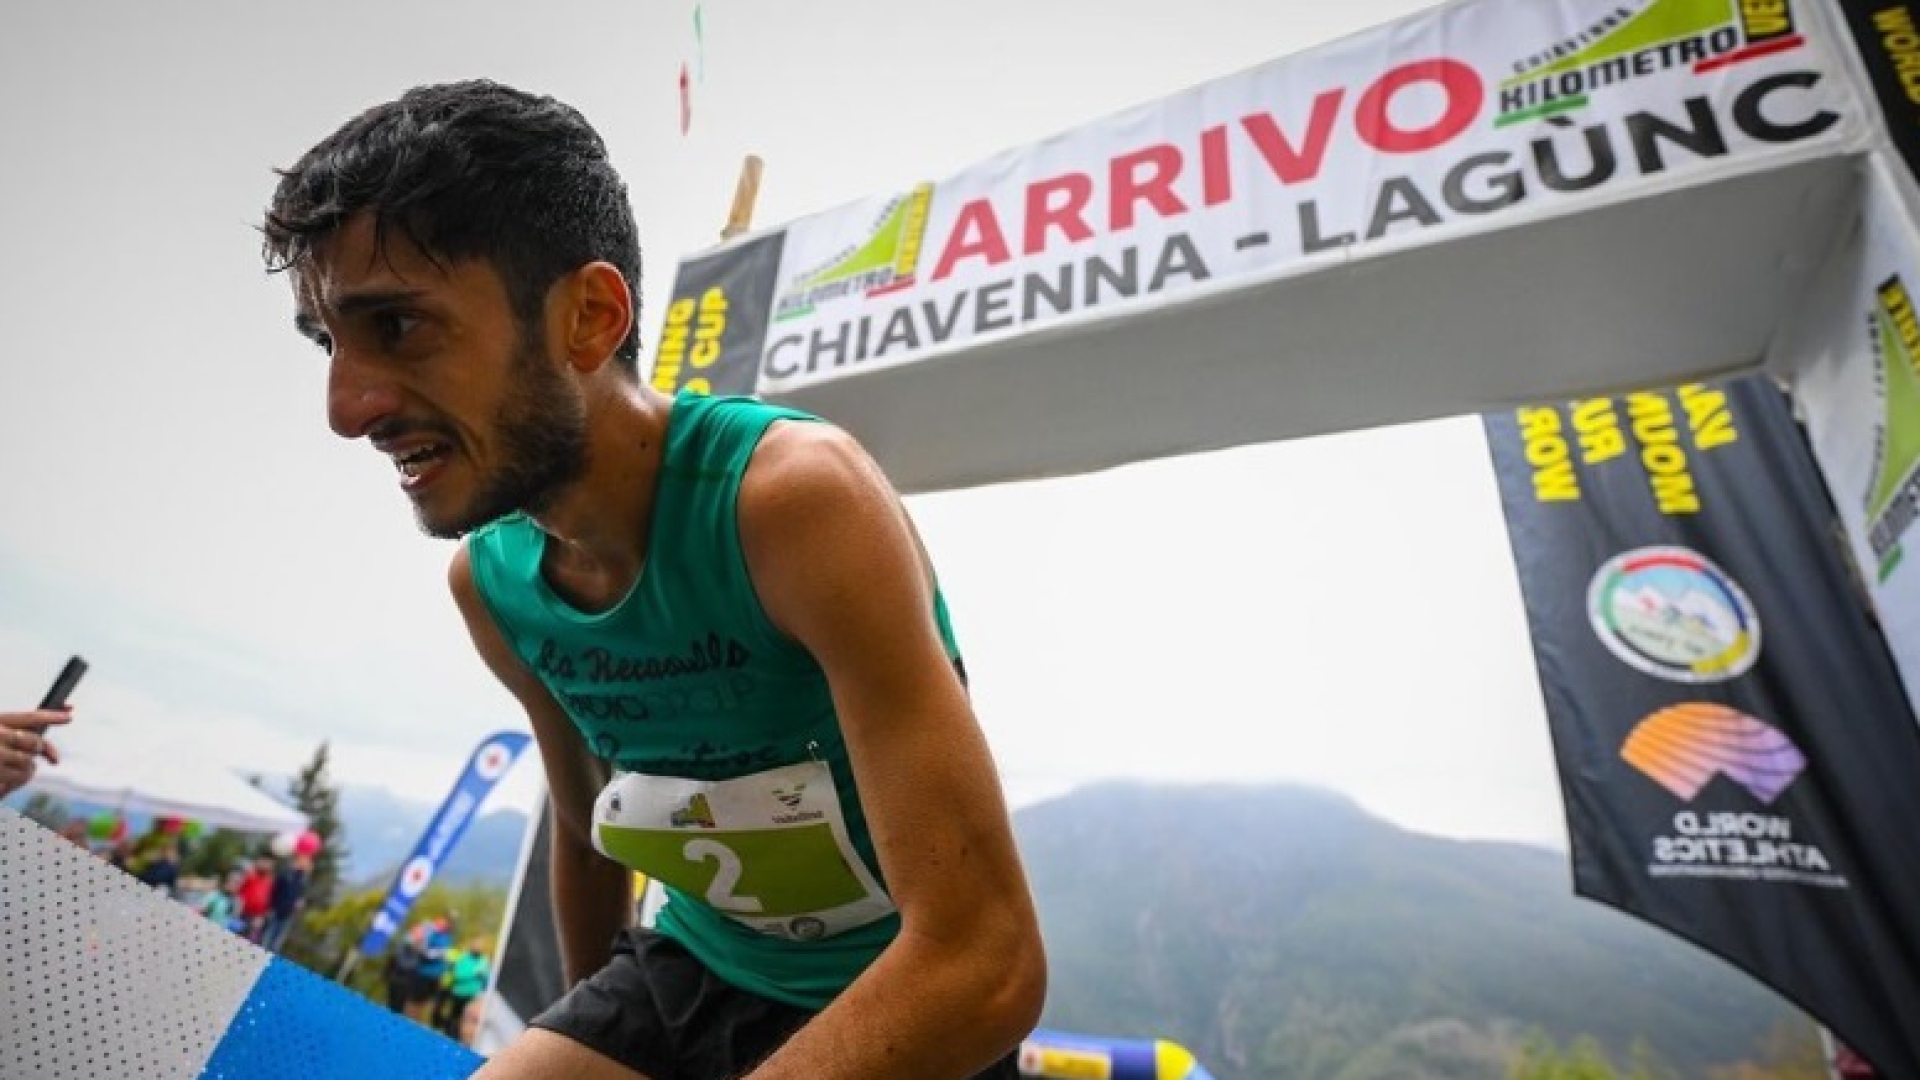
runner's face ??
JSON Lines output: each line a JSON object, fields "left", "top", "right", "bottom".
{"left": 294, "top": 216, "right": 588, "bottom": 538}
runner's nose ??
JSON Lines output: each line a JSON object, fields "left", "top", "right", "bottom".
{"left": 327, "top": 349, "right": 402, "bottom": 439}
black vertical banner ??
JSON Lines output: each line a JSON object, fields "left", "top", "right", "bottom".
{"left": 650, "top": 230, "right": 787, "bottom": 397}
{"left": 1485, "top": 376, "right": 1920, "bottom": 1078}
{"left": 1836, "top": 0, "right": 1920, "bottom": 189}
{"left": 494, "top": 801, "right": 564, "bottom": 1026}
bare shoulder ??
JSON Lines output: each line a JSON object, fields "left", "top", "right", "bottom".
{"left": 737, "top": 418, "right": 930, "bottom": 647}
{"left": 737, "top": 417, "right": 893, "bottom": 528}
{"left": 446, "top": 540, "right": 495, "bottom": 630}
{"left": 447, "top": 539, "right": 478, "bottom": 600}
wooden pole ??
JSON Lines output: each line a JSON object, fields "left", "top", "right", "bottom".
{"left": 720, "top": 154, "right": 764, "bottom": 242}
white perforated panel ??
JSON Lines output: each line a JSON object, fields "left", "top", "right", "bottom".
{"left": 1, "top": 808, "right": 268, "bottom": 1079}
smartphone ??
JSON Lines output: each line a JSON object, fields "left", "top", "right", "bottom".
{"left": 34, "top": 655, "right": 88, "bottom": 735}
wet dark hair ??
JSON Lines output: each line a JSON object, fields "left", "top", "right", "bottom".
{"left": 262, "top": 80, "right": 643, "bottom": 374}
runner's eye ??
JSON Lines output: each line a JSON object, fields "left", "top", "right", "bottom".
{"left": 373, "top": 312, "right": 420, "bottom": 346}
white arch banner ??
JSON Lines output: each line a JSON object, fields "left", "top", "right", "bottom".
{"left": 655, "top": 0, "right": 1878, "bottom": 495}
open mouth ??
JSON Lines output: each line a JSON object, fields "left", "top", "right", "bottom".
{"left": 389, "top": 442, "right": 452, "bottom": 489}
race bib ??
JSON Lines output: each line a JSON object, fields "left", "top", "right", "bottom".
{"left": 592, "top": 761, "right": 895, "bottom": 941}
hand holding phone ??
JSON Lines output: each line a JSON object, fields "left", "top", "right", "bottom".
{"left": 39, "top": 655, "right": 88, "bottom": 714}
{"left": 26, "top": 655, "right": 86, "bottom": 753}
{"left": 2, "top": 657, "right": 82, "bottom": 794}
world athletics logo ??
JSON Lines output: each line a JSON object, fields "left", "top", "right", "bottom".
{"left": 1622, "top": 702, "right": 1807, "bottom": 803}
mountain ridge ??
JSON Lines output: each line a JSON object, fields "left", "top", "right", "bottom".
{"left": 325, "top": 777, "right": 1803, "bottom": 1079}
{"left": 1016, "top": 780, "right": 1802, "bottom": 1079}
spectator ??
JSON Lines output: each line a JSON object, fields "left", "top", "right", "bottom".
{"left": 406, "top": 915, "right": 456, "bottom": 1024}
{"left": 261, "top": 853, "right": 311, "bottom": 952}
{"left": 201, "top": 870, "right": 244, "bottom": 931}
{"left": 0, "top": 707, "right": 69, "bottom": 800}
{"left": 237, "top": 856, "right": 276, "bottom": 942}
{"left": 138, "top": 840, "right": 181, "bottom": 898}
{"left": 435, "top": 938, "right": 491, "bottom": 1037}
{"left": 384, "top": 927, "right": 424, "bottom": 1013}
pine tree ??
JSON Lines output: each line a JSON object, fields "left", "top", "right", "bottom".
{"left": 181, "top": 829, "right": 254, "bottom": 880}
{"left": 287, "top": 741, "right": 348, "bottom": 910}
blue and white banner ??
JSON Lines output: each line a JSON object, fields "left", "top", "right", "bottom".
{"left": 358, "top": 732, "right": 531, "bottom": 957}
{"left": 1, "top": 807, "right": 484, "bottom": 1079}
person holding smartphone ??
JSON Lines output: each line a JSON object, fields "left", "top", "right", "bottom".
{"left": 4, "top": 656, "right": 85, "bottom": 801}
{"left": 0, "top": 707, "right": 70, "bottom": 800}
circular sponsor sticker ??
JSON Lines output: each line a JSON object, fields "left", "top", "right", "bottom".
{"left": 473, "top": 741, "right": 513, "bottom": 781}
{"left": 398, "top": 856, "right": 435, "bottom": 899}
{"left": 1587, "top": 546, "right": 1760, "bottom": 683}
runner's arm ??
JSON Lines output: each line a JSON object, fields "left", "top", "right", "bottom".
{"left": 738, "top": 423, "right": 1047, "bottom": 1080}
{"left": 449, "top": 544, "right": 634, "bottom": 985}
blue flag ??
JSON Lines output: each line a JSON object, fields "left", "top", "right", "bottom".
{"left": 357, "top": 731, "right": 532, "bottom": 957}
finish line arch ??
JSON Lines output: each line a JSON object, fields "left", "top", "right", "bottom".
{"left": 655, "top": 0, "right": 1886, "bottom": 498}
{"left": 652, "top": 0, "right": 1920, "bottom": 1073}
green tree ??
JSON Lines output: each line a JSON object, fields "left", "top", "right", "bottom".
{"left": 1512, "top": 1033, "right": 1673, "bottom": 1080}
{"left": 1513, "top": 1034, "right": 1612, "bottom": 1080}
{"left": 286, "top": 741, "right": 348, "bottom": 910}
{"left": 181, "top": 828, "right": 255, "bottom": 880}
{"left": 283, "top": 884, "right": 387, "bottom": 990}
{"left": 1709, "top": 1019, "right": 1827, "bottom": 1080}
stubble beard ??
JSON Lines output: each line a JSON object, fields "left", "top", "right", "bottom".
{"left": 419, "top": 331, "right": 590, "bottom": 540}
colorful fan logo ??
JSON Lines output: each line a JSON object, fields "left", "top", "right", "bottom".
{"left": 1587, "top": 546, "right": 1761, "bottom": 683}
{"left": 1621, "top": 703, "right": 1807, "bottom": 804}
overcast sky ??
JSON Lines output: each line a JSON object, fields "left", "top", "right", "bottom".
{"left": 0, "top": 0, "right": 1571, "bottom": 850}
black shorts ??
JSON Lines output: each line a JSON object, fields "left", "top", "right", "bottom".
{"left": 532, "top": 928, "right": 1021, "bottom": 1080}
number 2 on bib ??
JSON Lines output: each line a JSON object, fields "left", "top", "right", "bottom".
{"left": 683, "top": 837, "right": 764, "bottom": 913}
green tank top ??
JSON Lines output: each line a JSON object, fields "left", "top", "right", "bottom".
{"left": 466, "top": 392, "right": 962, "bottom": 1010}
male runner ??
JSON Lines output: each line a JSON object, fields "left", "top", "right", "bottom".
{"left": 262, "top": 80, "right": 1046, "bottom": 1079}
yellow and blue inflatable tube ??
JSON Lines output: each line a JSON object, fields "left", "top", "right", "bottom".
{"left": 1018, "top": 1028, "right": 1217, "bottom": 1080}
